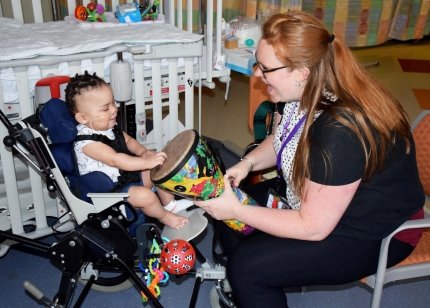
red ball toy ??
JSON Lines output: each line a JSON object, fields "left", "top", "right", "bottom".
{"left": 160, "top": 239, "right": 196, "bottom": 275}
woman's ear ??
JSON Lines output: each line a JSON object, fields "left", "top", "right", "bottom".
{"left": 75, "top": 112, "right": 88, "bottom": 124}
{"left": 296, "top": 67, "right": 310, "bottom": 83}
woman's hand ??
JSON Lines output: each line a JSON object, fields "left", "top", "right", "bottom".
{"left": 227, "top": 135, "right": 277, "bottom": 187}
{"left": 194, "top": 175, "right": 242, "bottom": 220}
{"left": 225, "top": 160, "right": 252, "bottom": 187}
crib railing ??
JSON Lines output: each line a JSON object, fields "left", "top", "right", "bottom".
{"left": 0, "top": 39, "right": 203, "bottom": 255}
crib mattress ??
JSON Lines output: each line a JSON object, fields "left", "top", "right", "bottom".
{"left": 0, "top": 17, "right": 202, "bottom": 61}
{"left": 0, "top": 17, "right": 203, "bottom": 104}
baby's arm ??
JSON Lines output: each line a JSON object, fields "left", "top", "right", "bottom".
{"left": 123, "top": 131, "right": 151, "bottom": 157}
{"left": 82, "top": 141, "right": 166, "bottom": 171}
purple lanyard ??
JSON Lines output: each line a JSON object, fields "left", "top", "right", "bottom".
{"left": 276, "top": 115, "right": 307, "bottom": 171}
{"left": 281, "top": 106, "right": 295, "bottom": 141}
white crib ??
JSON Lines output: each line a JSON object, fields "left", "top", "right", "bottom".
{"left": 0, "top": 0, "right": 229, "bottom": 89}
{"left": 0, "top": 0, "right": 228, "bottom": 256}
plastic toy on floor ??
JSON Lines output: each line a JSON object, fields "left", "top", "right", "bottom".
{"left": 160, "top": 239, "right": 196, "bottom": 275}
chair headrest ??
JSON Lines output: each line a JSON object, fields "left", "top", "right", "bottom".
{"left": 39, "top": 98, "right": 77, "bottom": 144}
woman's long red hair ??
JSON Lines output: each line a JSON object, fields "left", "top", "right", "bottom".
{"left": 262, "top": 11, "right": 411, "bottom": 198}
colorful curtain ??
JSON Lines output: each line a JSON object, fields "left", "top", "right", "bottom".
{"left": 301, "top": 0, "right": 430, "bottom": 47}
{"left": 222, "top": 0, "right": 430, "bottom": 47}
{"left": 56, "top": 0, "right": 430, "bottom": 47}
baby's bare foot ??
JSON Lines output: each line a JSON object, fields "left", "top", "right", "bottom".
{"left": 160, "top": 211, "right": 189, "bottom": 229}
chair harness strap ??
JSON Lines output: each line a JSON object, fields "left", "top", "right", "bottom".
{"left": 74, "top": 125, "right": 141, "bottom": 191}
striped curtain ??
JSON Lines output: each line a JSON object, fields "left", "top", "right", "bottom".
{"left": 302, "top": 0, "right": 430, "bottom": 47}
{"left": 222, "top": 0, "right": 430, "bottom": 47}
{"left": 55, "top": 0, "right": 430, "bottom": 47}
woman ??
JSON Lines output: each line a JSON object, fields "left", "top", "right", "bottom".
{"left": 195, "top": 11, "right": 424, "bottom": 307}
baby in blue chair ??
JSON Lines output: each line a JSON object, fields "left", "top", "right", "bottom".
{"left": 64, "top": 72, "right": 191, "bottom": 229}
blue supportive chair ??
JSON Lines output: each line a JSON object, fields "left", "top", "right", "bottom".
{"left": 38, "top": 98, "right": 118, "bottom": 201}
{"left": 38, "top": 98, "right": 147, "bottom": 236}
{"left": 0, "top": 101, "right": 161, "bottom": 305}
{"left": 37, "top": 98, "right": 207, "bottom": 241}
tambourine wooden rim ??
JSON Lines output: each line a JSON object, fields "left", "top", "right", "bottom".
{"left": 150, "top": 129, "right": 199, "bottom": 184}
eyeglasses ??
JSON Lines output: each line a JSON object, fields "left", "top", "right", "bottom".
{"left": 255, "top": 61, "right": 288, "bottom": 79}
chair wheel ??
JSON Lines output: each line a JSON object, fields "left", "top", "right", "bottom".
{"left": 209, "top": 280, "right": 236, "bottom": 308}
{"left": 210, "top": 286, "right": 223, "bottom": 308}
{"left": 79, "top": 271, "right": 142, "bottom": 292}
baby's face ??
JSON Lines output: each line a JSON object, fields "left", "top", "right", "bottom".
{"left": 75, "top": 85, "right": 117, "bottom": 131}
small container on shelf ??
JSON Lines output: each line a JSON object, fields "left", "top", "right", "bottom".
{"left": 224, "top": 35, "right": 239, "bottom": 49}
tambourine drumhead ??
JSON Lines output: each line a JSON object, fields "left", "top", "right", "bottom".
{"left": 150, "top": 129, "right": 198, "bottom": 183}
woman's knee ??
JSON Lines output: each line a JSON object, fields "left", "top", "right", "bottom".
{"left": 226, "top": 246, "right": 288, "bottom": 308}
{"left": 226, "top": 244, "right": 259, "bottom": 287}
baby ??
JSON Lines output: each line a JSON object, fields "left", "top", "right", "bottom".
{"left": 65, "top": 72, "right": 191, "bottom": 229}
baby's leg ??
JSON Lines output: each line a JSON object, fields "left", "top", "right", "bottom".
{"left": 128, "top": 186, "right": 188, "bottom": 229}
{"left": 141, "top": 170, "right": 173, "bottom": 205}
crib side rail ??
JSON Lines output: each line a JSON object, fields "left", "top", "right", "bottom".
{"left": 166, "top": 0, "right": 223, "bottom": 87}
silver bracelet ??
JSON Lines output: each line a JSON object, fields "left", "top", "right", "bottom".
{"left": 241, "top": 157, "right": 254, "bottom": 172}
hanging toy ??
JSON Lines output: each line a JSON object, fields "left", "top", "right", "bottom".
{"left": 75, "top": 2, "right": 106, "bottom": 22}
{"left": 140, "top": 0, "right": 160, "bottom": 21}
{"left": 86, "top": 3, "right": 106, "bottom": 22}
{"left": 140, "top": 238, "right": 170, "bottom": 303}
{"left": 74, "top": 6, "right": 88, "bottom": 21}
{"left": 160, "top": 239, "right": 196, "bottom": 275}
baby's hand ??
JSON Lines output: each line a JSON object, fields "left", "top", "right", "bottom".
{"left": 144, "top": 151, "right": 167, "bottom": 169}
{"left": 141, "top": 149, "right": 155, "bottom": 160}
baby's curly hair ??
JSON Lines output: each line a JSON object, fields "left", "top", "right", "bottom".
{"left": 65, "top": 71, "right": 108, "bottom": 115}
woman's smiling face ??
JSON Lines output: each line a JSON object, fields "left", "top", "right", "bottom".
{"left": 254, "top": 39, "right": 306, "bottom": 103}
